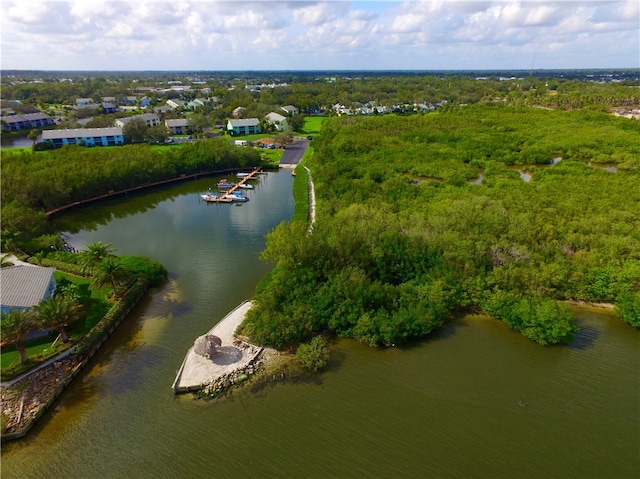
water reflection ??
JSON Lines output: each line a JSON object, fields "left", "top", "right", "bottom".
{"left": 588, "top": 162, "right": 618, "bottom": 173}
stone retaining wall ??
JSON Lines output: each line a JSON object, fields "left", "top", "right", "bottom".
{"left": 1, "top": 284, "right": 148, "bottom": 442}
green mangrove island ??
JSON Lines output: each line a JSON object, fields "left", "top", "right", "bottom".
{"left": 241, "top": 105, "right": 640, "bottom": 348}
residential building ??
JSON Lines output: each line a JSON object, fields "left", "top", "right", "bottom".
{"left": 187, "top": 98, "right": 206, "bottom": 110}
{"left": 114, "top": 113, "right": 161, "bottom": 128}
{"left": 123, "top": 96, "right": 138, "bottom": 105}
{"left": 41, "top": 127, "right": 124, "bottom": 147}
{"left": 281, "top": 105, "right": 299, "bottom": 116}
{"left": 0, "top": 265, "right": 56, "bottom": 314}
{"left": 264, "top": 112, "right": 288, "bottom": 131}
{"left": 102, "top": 102, "right": 118, "bottom": 114}
{"left": 227, "top": 118, "right": 260, "bottom": 136}
{"left": 1, "top": 112, "right": 54, "bottom": 132}
{"left": 165, "top": 118, "right": 189, "bottom": 135}
{"left": 166, "top": 99, "right": 185, "bottom": 110}
{"left": 76, "top": 98, "right": 95, "bottom": 109}
{"left": 154, "top": 105, "right": 173, "bottom": 115}
{"left": 231, "top": 106, "right": 246, "bottom": 118}
{"left": 140, "top": 96, "right": 150, "bottom": 108}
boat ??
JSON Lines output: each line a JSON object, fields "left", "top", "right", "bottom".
{"left": 237, "top": 183, "right": 254, "bottom": 189}
{"left": 228, "top": 192, "right": 250, "bottom": 202}
{"left": 200, "top": 192, "right": 221, "bottom": 202}
{"left": 217, "top": 179, "right": 235, "bottom": 189}
{"left": 236, "top": 172, "right": 250, "bottom": 178}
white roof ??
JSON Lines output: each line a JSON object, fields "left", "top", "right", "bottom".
{"left": 0, "top": 265, "right": 55, "bottom": 309}
{"left": 42, "top": 127, "right": 123, "bottom": 140}
{"left": 165, "top": 119, "right": 188, "bottom": 127}
{"left": 228, "top": 118, "right": 259, "bottom": 127}
{"left": 265, "top": 112, "right": 286, "bottom": 123}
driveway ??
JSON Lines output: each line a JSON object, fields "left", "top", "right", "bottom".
{"left": 279, "top": 137, "right": 309, "bottom": 167}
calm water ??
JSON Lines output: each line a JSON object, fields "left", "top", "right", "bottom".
{"left": 2, "top": 170, "right": 638, "bottom": 479}
{"left": 1, "top": 134, "right": 32, "bottom": 148}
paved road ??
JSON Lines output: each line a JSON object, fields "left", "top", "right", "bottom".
{"left": 279, "top": 137, "right": 310, "bottom": 167}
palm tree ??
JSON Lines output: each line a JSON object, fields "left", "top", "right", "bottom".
{"left": 78, "top": 241, "right": 116, "bottom": 275}
{"left": 33, "top": 295, "right": 83, "bottom": 343}
{"left": 27, "top": 128, "right": 40, "bottom": 148}
{"left": 1, "top": 309, "right": 37, "bottom": 365}
{"left": 91, "top": 258, "right": 132, "bottom": 299}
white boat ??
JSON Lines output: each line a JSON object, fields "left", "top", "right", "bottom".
{"left": 237, "top": 183, "right": 254, "bottom": 189}
{"left": 200, "top": 192, "right": 221, "bottom": 202}
{"left": 236, "top": 172, "right": 250, "bottom": 178}
{"left": 228, "top": 192, "right": 249, "bottom": 202}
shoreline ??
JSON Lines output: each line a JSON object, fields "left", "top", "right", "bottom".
{"left": 565, "top": 300, "right": 616, "bottom": 310}
{"left": 172, "top": 300, "right": 280, "bottom": 395}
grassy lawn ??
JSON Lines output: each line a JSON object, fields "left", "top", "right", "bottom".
{"left": 301, "top": 116, "right": 327, "bottom": 136}
{"left": 0, "top": 272, "right": 112, "bottom": 380}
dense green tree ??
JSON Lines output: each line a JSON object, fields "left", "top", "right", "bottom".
{"left": 123, "top": 118, "right": 147, "bottom": 144}
{"left": 287, "top": 113, "right": 306, "bottom": 132}
{"left": 615, "top": 291, "right": 640, "bottom": 328}
{"left": 296, "top": 336, "right": 329, "bottom": 372}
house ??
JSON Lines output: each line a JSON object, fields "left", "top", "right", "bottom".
{"left": 165, "top": 118, "right": 189, "bottom": 135}
{"left": 101, "top": 96, "right": 116, "bottom": 103}
{"left": 231, "top": 106, "right": 246, "bottom": 118}
{"left": 76, "top": 98, "right": 95, "bottom": 109}
{"left": 227, "top": 118, "right": 260, "bottom": 136}
{"left": 0, "top": 112, "right": 54, "bottom": 132}
{"left": 41, "top": 127, "right": 124, "bottom": 147}
{"left": 114, "top": 113, "right": 161, "bottom": 129}
{"left": 140, "top": 96, "right": 150, "bottom": 108}
{"left": 264, "top": 112, "right": 288, "bottom": 132}
{"left": 166, "top": 99, "right": 184, "bottom": 110}
{"left": 0, "top": 265, "right": 56, "bottom": 314}
{"left": 102, "top": 102, "right": 118, "bottom": 114}
{"left": 281, "top": 105, "right": 299, "bottom": 116}
{"left": 187, "top": 98, "right": 206, "bottom": 110}
{"left": 123, "top": 96, "right": 138, "bottom": 105}
{"left": 154, "top": 105, "right": 173, "bottom": 115}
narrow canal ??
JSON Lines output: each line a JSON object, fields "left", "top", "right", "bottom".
{"left": 2, "top": 169, "right": 638, "bottom": 479}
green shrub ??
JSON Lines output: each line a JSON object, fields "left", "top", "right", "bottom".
{"left": 117, "top": 255, "right": 168, "bottom": 287}
{"left": 615, "top": 291, "right": 640, "bottom": 328}
{"left": 296, "top": 336, "right": 329, "bottom": 372}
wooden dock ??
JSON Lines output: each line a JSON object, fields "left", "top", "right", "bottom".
{"left": 202, "top": 168, "right": 261, "bottom": 203}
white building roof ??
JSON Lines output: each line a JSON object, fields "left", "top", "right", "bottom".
{"left": 42, "top": 127, "right": 123, "bottom": 140}
{"left": 228, "top": 118, "right": 259, "bottom": 127}
{"left": 265, "top": 112, "right": 287, "bottom": 123}
{"left": 165, "top": 119, "right": 188, "bottom": 127}
{"left": 0, "top": 265, "right": 56, "bottom": 309}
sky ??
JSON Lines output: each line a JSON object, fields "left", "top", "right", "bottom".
{"left": 1, "top": 0, "right": 638, "bottom": 71}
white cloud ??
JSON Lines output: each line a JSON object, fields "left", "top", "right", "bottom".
{"left": 0, "top": 0, "right": 637, "bottom": 70}
{"left": 292, "top": 2, "right": 340, "bottom": 26}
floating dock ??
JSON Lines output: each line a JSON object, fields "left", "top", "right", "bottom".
{"left": 202, "top": 168, "right": 261, "bottom": 203}
{"left": 172, "top": 301, "right": 262, "bottom": 393}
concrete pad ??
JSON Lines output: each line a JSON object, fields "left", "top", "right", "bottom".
{"left": 172, "top": 301, "right": 261, "bottom": 392}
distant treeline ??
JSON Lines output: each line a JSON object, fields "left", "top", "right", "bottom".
{"left": 241, "top": 105, "right": 640, "bottom": 347}
{"left": 0, "top": 139, "right": 262, "bottom": 253}
{"left": 2, "top": 70, "right": 638, "bottom": 116}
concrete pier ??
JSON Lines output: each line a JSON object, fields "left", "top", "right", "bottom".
{"left": 172, "top": 301, "right": 262, "bottom": 393}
